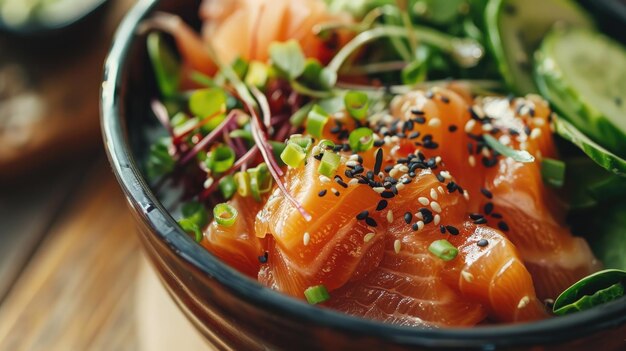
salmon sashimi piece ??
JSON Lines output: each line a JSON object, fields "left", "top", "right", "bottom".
{"left": 255, "top": 156, "right": 386, "bottom": 296}
{"left": 202, "top": 195, "right": 265, "bottom": 277}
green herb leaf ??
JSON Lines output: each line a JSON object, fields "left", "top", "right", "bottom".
{"left": 483, "top": 134, "right": 535, "bottom": 163}
{"left": 269, "top": 40, "right": 306, "bottom": 80}
{"left": 189, "top": 88, "right": 227, "bottom": 119}
{"left": 553, "top": 269, "right": 626, "bottom": 315}
{"left": 147, "top": 32, "right": 180, "bottom": 99}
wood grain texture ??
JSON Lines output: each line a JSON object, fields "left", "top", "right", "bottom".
{"left": 0, "top": 161, "right": 140, "bottom": 351}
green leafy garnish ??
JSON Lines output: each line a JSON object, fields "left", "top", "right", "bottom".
{"left": 306, "top": 105, "right": 330, "bottom": 138}
{"left": 218, "top": 175, "right": 237, "bottom": 200}
{"left": 428, "top": 239, "right": 458, "bottom": 261}
{"left": 147, "top": 32, "right": 180, "bottom": 99}
{"left": 146, "top": 137, "right": 175, "bottom": 181}
{"left": 304, "top": 285, "right": 330, "bottom": 304}
{"left": 244, "top": 61, "right": 269, "bottom": 88}
{"left": 205, "top": 145, "right": 236, "bottom": 173}
{"left": 344, "top": 91, "right": 370, "bottom": 121}
{"left": 269, "top": 40, "right": 306, "bottom": 80}
{"left": 541, "top": 158, "right": 566, "bottom": 188}
{"left": 189, "top": 88, "right": 227, "bottom": 119}
{"left": 213, "top": 203, "right": 238, "bottom": 227}
{"left": 318, "top": 151, "right": 341, "bottom": 177}
{"left": 483, "top": 134, "right": 535, "bottom": 163}
{"left": 348, "top": 127, "right": 375, "bottom": 152}
{"left": 553, "top": 269, "right": 626, "bottom": 316}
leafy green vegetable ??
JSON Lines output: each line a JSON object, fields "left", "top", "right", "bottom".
{"left": 483, "top": 134, "right": 535, "bottom": 163}
{"left": 541, "top": 158, "right": 566, "bottom": 188}
{"left": 300, "top": 59, "right": 337, "bottom": 90}
{"left": 269, "top": 40, "right": 306, "bottom": 80}
{"left": 146, "top": 137, "right": 175, "bottom": 181}
{"left": 147, "top": 32, "right": 180, "bottom": 99}
{"left": 553, "top": 269, "right": 626, "bottom": 315}
{"left": 189, "top": 88, "right": 227, "bottom": 119}
{"left": 588, "top": 203, "right": 626, "bottom": 271}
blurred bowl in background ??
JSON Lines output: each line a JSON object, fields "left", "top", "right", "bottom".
{"left": 101, "top": 0, "right": 626, "bottom": 350}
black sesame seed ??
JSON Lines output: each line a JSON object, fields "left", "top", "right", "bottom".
{"left": 384, "top": 165, "right": 393, "bottom": 173}
{"left": 482, "top": 156, "right": 498, "bottom": 168}
{"left": 373, "top": 139, "right": 385, "bottom": 147}
{"left": 490, "top": 212, "right": 503, "bottom": 219}
{"left": 477, "top": 239, "right": 489, "bottom": 247}
{"left": 412, "top": 223, "right": 420, "bottom": 231}
{"left": 440, "top": 95, "right": 450, "bottom": 104}
{"left": 318, "top": 189, "right": 327, "bottom": 197}
{"left": 391, "top": 185, "right": 399, "bottom": 195}
{"left": 447, "top": 181, "right": 458, "bottom": 193}
{"left": 314, "top": 153, "right": 323, "bottom": 161}
{"left": 334, "top": 190, "right": 340, "bottom": 197}
{"left": 414, "top": 116, "right": 426, "bottom": 124}
{"left": 409, "top": 171, "right": 416, "bottom": 178}
{"left": 404, "top": 212, "right": 412, "bottom": 224}
{"left": 409, "top": 131, "right": 421, "bottom": 139}
{"left": 330, "top": 126, "right": 341, "bottom": 134}
{"left": 397, "top": 157, "right": 409, "bottom": 164}
{"left": 469, "top": 107, "right": 481, "bottom": 120}
{"left": 480, "top": 188, "right": 493, "bottom": 199}
{"left": 356, "top": 210, "right": 369, "bottom": 220}
{"left": 484, "top": 202, "right": 494, "bottom": 215}
{"left": 337, "top": 179, "right": 348, "bottom": 188}
{"left": 376, "top": 200, "right": 388, "bottom": 211}
{"left": 411, "top": 108, "right": 425, "bottom": 115}
{"left": 524, "top": 125, "right": 531, "bottom": 136}
{"left": 436, "top": 174, "right": 445, "bottom": 182}
{"left": 402, "top": 178, "right": 411, "bottom": 185}
{"left": 345, "top": 170, "right": 354, "bottom": 178}
{"left": 467, "top": 142, "right": 474, "bottom": 155}
{"left": 474, "top": 217, "right": 488, "bottom": 225}
{"left": 426, "top": 90, "right": 434, "bottom": 99}
{"left": 367, "top": 171, "right": 374, "bottom": 180}
{"left": 381, "top": 191, "right": 395, "bottom": 199}
{"left": 469, "top": 213, "right": 484, "bottom": 220}
{"left": 353, "top": 165, "right": 364, "bottom": 174}
{"left": 420, "top": 208, "right": 434, "bottom": 224}
{"left": 342, "top": 144, "right": 351, "bottom": 152}
{"left": 498, "top": 221, "right": 509, "bottom": 232}
{"left": 365, "top": 217, "right": 378, "bottom": 227}
{"left": 448, "top": 125, "right": 458, "bottom": 132}
{"left": 440, "top": 225, "right": 446, "bottom": 234}
{"left": 446, "top": 225, "right": 459, "bottom": 235}
{"left": 258, "top": 251, "right": 269, "bottom": 263}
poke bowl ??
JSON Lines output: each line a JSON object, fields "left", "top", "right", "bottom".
{"left": 101, "top": 0, "right": 626, "bottom": 349}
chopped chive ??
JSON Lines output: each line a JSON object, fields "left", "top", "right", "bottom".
{"left": 147, "top": 32, "right": 180, "bottom": 99}
{"left": 218, "top": 175, "right": 237, "bottom": 200}
{"left": 213, "top": 203, "right": 238, "bottom": 227}
{"left": 348, "top": 127, "right": 375, "bottom": 152}
{"left": 541, "top": 158, "right": 566, "bottom": 188}
{"left": 248, "top": 163, "right": 273, "bottom": 202}
{"left": 206, "top": 145, "right": 236, "bottom": 173}
{"left": 344, "top": 91, "right": 369, "bottom": 121}
{"left": 234, "top": 171, "right": 251, "bottom": 197}
{"left": 428, "top": 239, "right": 458, "bottom": 261}
{"left": 318, "top": 151, "right": 341, "bottom": 177}
{"left": 306, "top": 105, "right": 330, "bottom": 138}
{"left": 304, "top": 285, "right": 330, "bottom": 304}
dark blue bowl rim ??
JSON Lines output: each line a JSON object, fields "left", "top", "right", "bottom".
{"left": 100, "top": 0, "right": 626, "bottom": 347}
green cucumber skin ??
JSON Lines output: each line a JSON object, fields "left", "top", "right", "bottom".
{"left": 535, "top": 28, "right": 626, "bottom": 158}
{"left": 485, "top": 0, "right": 594, "bottom": 95}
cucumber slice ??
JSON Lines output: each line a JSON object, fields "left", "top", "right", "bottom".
{"left": 553, "top": 117, "right": 626, "bottom": 177}
{"left": 485, "top": 0, "right": 593, "bottom": 94}
{"left": 535, "top": 28, "right": 626, "bottom": 156}
{"left": 565, "top": 157, "right": 626, "bottom": 209}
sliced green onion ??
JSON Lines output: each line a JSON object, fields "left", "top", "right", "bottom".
{"left": 213, "top": 203, "right": 238, "bottom": 227}
{"left": 234, "top": 171, "right": 251, "bottom": 197}
{"left": 281, "top": 143, "right": 307, "bottom": 168}
{"left": 248, "top": 163, "right": 273, "bottom": 201}
{"left": 189, "top": 88, "right": 227, "bottom": 119}
{"left": 483, "top": 134, "right": 535, "bottom": 163}
{"left": 206, "top": 145, "right": 236, "bottom": 173}
{"left": 304, "top": 285, "right": 330, "bottom": 304}
{"left": 218, "top": 175, "right": 237, "bottom": 200}
{"left": 290, "top": 102, "right": 314, "bottom": 127}
{"left": 312, "top": 139, "right": 336, "bottom": 157}
{"left": 428, "top": 239, "right": 458, "bottom": 261}
{"left": 541, "top": 158, "right": 566, "bottom": 188}
{"left": 178, "top": 218, "right": 203, "bottom": 242}
{"left": 146, "top": 137, "right": 175, "bottom": 181}
{"left": 344, "top": 91, "right": 369, "bottom": 121}
{"left": 349, "top": 127, "right": 375, "bottom": 152}
{"left": 288, "top": 135, "right": 313, "bottom": 153}
{"left": 269, "top": 141, "right": 287, "bottom": 165}
{"left": 306, "top": 105, "right": 330, "bottom": 138}
{"left": 318, "top": 151, "right": 341, "bottom": 177}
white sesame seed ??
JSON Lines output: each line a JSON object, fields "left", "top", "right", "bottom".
{"left": 461, "top": 271, "right": 474, "bottom": 283}
{"left": 340, "top": 156, "right": 347, "bottom": 165}
{"left": 319, "top": 175, "right": 331, "bottom": 183}
{"left": 303, "top": 232, "right": 310, "bottom": 246}
{"left": 395, "top": 183, "right": 405, "bottom": 191}
{"left": 415, "top": 212, "right": 423, "bottom": 220}
{"left": 430, "top": 188, "right": 438, "bottom": 200}
{"left": 463, "top": 190, "right": 470, "bottom": 201}
{"left": 428, "top": 118, "right": 442, "bottom": 127}
{"left": 440, "top": 171, "right": 452, "bottom": 179}
{"left": 416, "top": 221, "right": 424, "bottom": 231}
{"left": 434, "top": 214, "right": 441, "bottom": 225}
{"left": 378, "top": 172, "right": 385, "bottom": 179}
{"left": 499, "top": 134, "right": 511, "bottom": 145}
{"left": 373, "top": 187, "right": 385, "bottom": 193}
{"left": 389, "top": 169, "right": 399, "bottom": 178}
{"left": 349, "top": 154, "right": 360, "bottom": 161}
{"left": 348, "top": 178, "right": 359, "bottom": 186}
{"left": 311, "top": 146, "right": 320, "bottom": 155}
{"left": 364, "top": 232, "right": 375, "bottom": 243}
{"left": 438, "top": 186, "right": 445, "bottom": 194}
{"left": 203, "top": 177, "right": 214, "bottom": 189}
{"left": 346, "top": 160, "right": 358, "bottom": 168}
{"left": 331, "top": 187, "right": 339, "bottom": 195}
{"left": 464, "top": 119, "right": 476, "bottom": 133}
{"left": 399, "top": 165, "right": 409, "bottom": 173}
{"left": 532, "top": 117, "right": 546, "bottom": 126}
{"left": 418, "top": 197, "right": 430, "bottom": 206}
{"left": 394, "top": 239, "right": 401, "bottom": 254}
{"left": 481, "top": 147, "right": 491, "bottom": 158}
{"left": 517, "top": 296, "right": 530, "bottom": 309}
{"left": 482, "top": 123, "right": 493, "bottom": 132}
{"left": 430, "top": 201, "right": 442, "bottom": 213}
{"left": 530, "top": 128, "right": 542, "bottom": 140}
{"left": 435, "top": 156, "right": 442, "bottom": 164}
{"left": 390, "top": 135, "right": 400, "bottom": 143}
{"left": 387, "top": 210, "right": 394, "bottom": 223}
{"left": 468, "top": 155, "right": 476, "bottom": 167}
{"left": 519, "top": 141, "right": 528, "bottom": 151}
